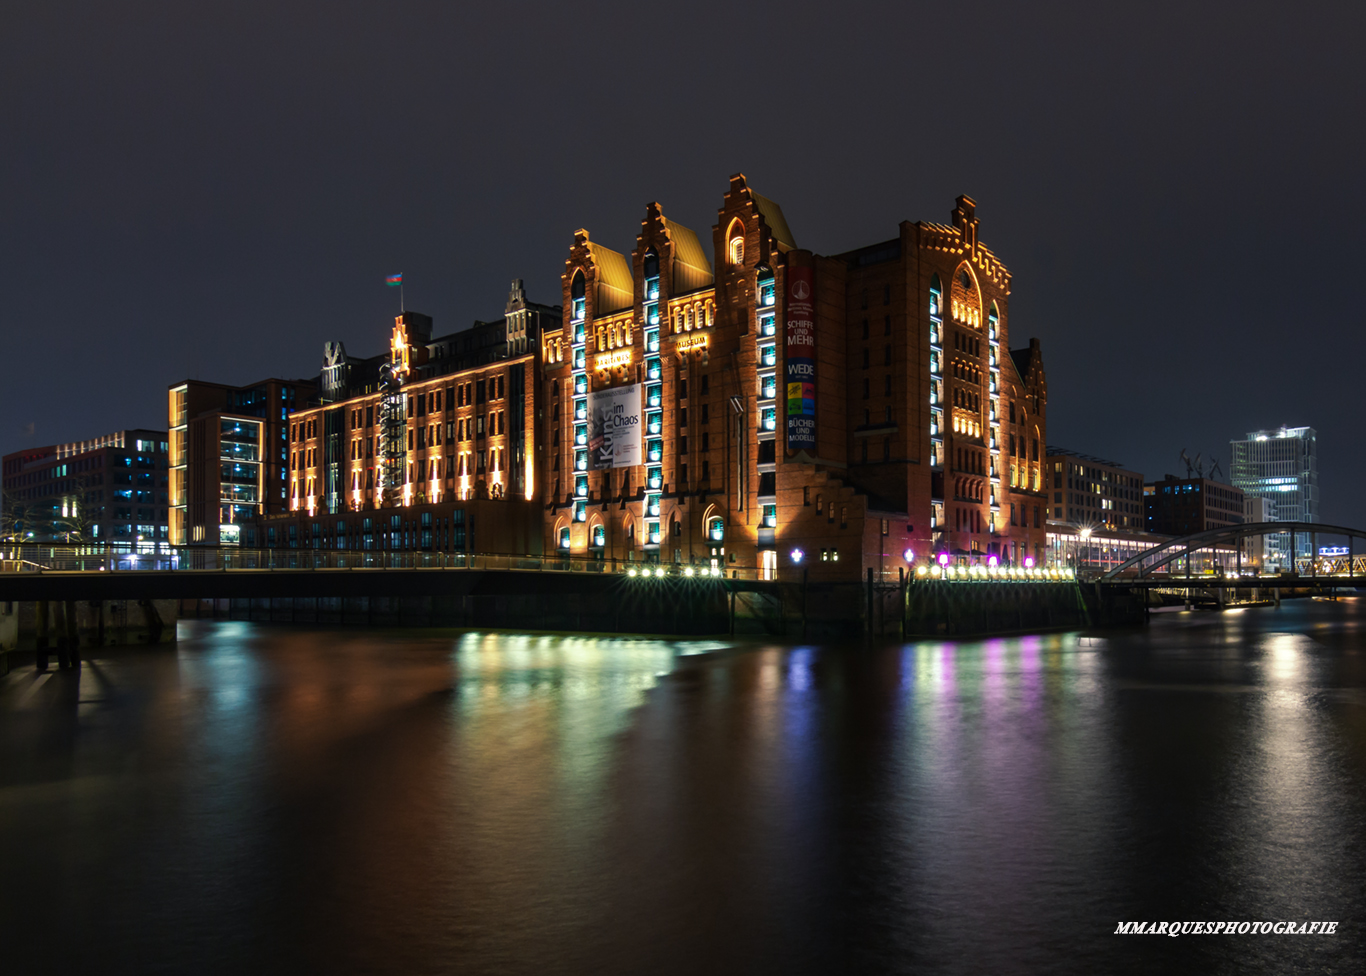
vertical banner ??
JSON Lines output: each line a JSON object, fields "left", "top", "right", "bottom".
{"left": 588, "top": 383, "right": 642, "bottom": 468}
{"left": 785, "top": 262, "right": 817, "bottom": 452}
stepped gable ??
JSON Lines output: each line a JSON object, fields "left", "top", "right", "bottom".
{"left": 920, "top": 195, "right": 1010, "bottom": 294}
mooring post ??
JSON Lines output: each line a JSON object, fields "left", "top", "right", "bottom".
{"left": 898, "top": 567, "right": 906, "bottom": 641}
{"left": 35, "top": 600, "right": 50, "bottom": 672}
{"left": 801, "top": 567, "right": 809, "bottom": 642}
{"left": 65, "top": 600, "right": 80, "bottom": 667}
{"left": 866, "top": 567, "right": 874, "bottom": 640}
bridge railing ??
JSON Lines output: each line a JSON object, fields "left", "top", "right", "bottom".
{"left": 0, "top": 543, "right": 768, "bottom": 580}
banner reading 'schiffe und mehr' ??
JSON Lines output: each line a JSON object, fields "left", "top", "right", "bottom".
{"left": 785, "top": 263, "right": 817, "bottom": 452}
{"left": 588, "top": 383, "right": 642, "bottom": 469}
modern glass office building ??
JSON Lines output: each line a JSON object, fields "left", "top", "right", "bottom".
{"left": 1229, "top": 426, "right": 1317, "bottom": 565}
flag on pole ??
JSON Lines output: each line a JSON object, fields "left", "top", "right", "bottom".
{"left": 385, "top": 273, "right": 403, "bottom": 286}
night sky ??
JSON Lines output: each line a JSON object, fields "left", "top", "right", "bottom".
{"left": 4, "top": 1, "right": 1362, "bottom": 523}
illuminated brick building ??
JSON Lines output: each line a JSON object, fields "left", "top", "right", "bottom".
{"left": 543, "top": 177, "right": 1049, "bottom": 578}
{"left": 271, "top": 282, "right": 559, "bottom": 554}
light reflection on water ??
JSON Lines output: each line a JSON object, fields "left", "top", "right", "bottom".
{"left": 1, "top": 601, "right": 1365, "bottom": 975}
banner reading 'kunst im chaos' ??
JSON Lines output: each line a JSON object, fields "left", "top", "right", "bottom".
{"left": 588, "top": 383, "right": 642, "bottom": 469}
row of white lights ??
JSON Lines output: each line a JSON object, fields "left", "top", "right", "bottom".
{"left": 628, "top": 566, "right": 725, "bottom": 578}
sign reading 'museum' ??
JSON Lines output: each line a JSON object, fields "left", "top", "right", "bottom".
{"left": 588, "top": 383, "right": 642, "bottom": 469}
{"left": 785, "top": 264, "right": 817, "bottom": 452}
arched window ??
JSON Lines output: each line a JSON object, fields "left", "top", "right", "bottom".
{"left": 707, "top": 517, "right": 724, "bottom": 542}
{"left": 727, "top": 220, "right": 745, "bottom": 266}
{"left": 643, "top": 249, "right": 659, "bottom": 279}
{"left": 570, "top": 271, "right": 586, "bottom": 323}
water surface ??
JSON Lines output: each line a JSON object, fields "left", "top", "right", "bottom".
{"left": 2, "top": 600, "right": 1365, "bottom": 974}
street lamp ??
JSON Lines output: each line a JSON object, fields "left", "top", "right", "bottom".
{"left": 1078, "top": 526, "right": 1093, "bottom": 576}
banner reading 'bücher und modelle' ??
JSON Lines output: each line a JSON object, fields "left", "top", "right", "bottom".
{"left": 785, "top": 264, "right": 816, "bottom": 452}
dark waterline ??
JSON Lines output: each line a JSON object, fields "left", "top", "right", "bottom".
{"left": 2, "top": 600, "right": 1365, "bottom": 975}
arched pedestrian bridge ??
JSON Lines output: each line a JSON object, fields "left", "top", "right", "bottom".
{"left": 1099, "top": 521, "right": 1366, "bottom": 587}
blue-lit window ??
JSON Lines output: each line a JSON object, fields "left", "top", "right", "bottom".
{"left": 646, "top": 493, "right": 660, "bottom": 517}
{"left": 571, "top": 272, "right": 586, "bottom": 323}
{"left": 559, "top": 527, "right": 571, "bottom": 549}
{"left": 758, "top": 276, "right": 776, "bottom": 307}
{"left": 647, "top": 439, "right": 663, "bottom": 463}
{"left": 574, "top": 424, "right": 588, "bottom": 446}
{"left": 574, "top": 398, "right": 587, "bottom": 421}
{"left": 760, "top": 344, "right": 776, "bottom": 367}
{"left": 574, "top": 500, "right": 587, "bottom": 522}
{"left": 647, "top": 411, "right": 663, "bottom": 435}
{"left": 591, "top": 524, "right": 605, "bottom": 548}
{"left": 707, "top": 517, "right": 724, "bottom": 542}
{"left": 647, "top": 385, "right": 662, "bottom": 408}
{"left": 759, "top": 312, "right": 776, "bottom": 337}
{"left": 760, "top": 375, "right": 776, "bottom": 400}
{"left": 575, "top": 475, "right": 588, "bottom": 498}
{"left": 573, "top": 346, "right": 586, "bottom": 369}
{"left": 645, "top": 329, "right": 660, "bottom": 353}
{"left": 574, "top": 322, "right": 586, "bottom": 345}
{"left": 646, "top": 521, "right": 661, "bottom": 545}
{"left": 574, "top": 374, "right": 587, "bottom": 395}
{"left": 646, "top": 357, "right": 662, "bottom": 381}
{"left": 762, "top": 504, "right": 777, "bottom": 528}
{"left": 575, "top": 450, "right": 588, "bottom": 471}
{"left": 761, "top": 406, "right": 777, "bottom": 431}
{"left": 929, "top": 274, "right": 942, "bottom": 319}
{"left": 931, "top": 352, "right": 941, "bottom": 376}
{"left": 930, "top": 322, "right": 941, "bottom": 346}
{"left": 647, "top": 466, "right": 663, "bottom": 490}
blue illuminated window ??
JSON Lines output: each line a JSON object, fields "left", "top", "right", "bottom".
{"left": 760, "top": 375, "right": 776, "bottom": 400}
{"left": 760, "top": 344, "right": 776, "bottom": 367}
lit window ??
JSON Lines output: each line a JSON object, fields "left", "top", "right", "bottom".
{"left": 729, "top": 235, "right": 744, "bottom": 265}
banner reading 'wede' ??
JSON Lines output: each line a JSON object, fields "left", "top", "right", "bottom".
{"left": 785, "top": 264, "right": 816, "bottom": 452}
